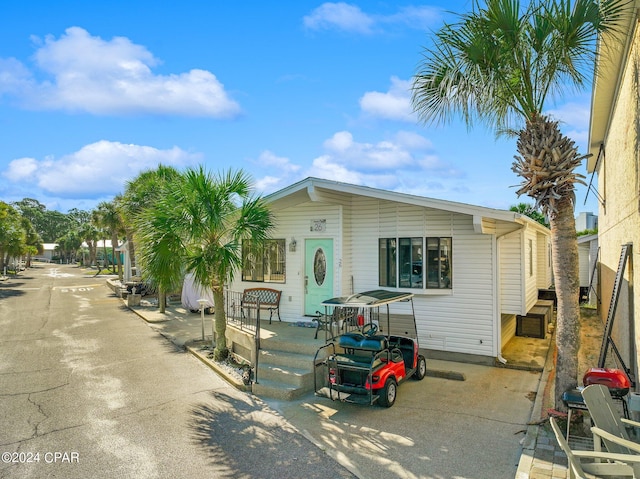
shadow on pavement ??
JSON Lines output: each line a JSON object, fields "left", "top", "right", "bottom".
{"left": 189, "top": 390, "right": 356, "bottom": 479}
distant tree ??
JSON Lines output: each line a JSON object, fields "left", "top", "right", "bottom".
{"left": 577, "top": 228, "right": 598, "bottom": 237}
{"left": 91, "top": 201, "right": 125, "bottom": 279}
{"left": 0, "top": 202, "right": 27, "bottom": 270}
{"left": 510, "top": 203, "right": 549, "bottom": 227}
{"left": 20, "top": 217, "right": 43, "bottom": 267}
{"left": 79, "top": 222, "right": 100, "bottom": 266}
{"left": 13, "top": 198, "right": 76, "bottom": 243}
{"left": 55, "top": 231, "right": 82, "bottom": 263}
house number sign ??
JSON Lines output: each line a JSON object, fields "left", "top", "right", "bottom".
{"left": 310, "top": 219, "right": 326, "bottom": 232}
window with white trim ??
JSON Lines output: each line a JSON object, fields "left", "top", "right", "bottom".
{"left": 379, "top": 237, "right": 451, "bottom": 289}
{"left": 242, "top": 239, "right": 286, "bottom": 283}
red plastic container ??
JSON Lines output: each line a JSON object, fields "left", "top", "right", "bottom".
{"left": 583, "top": 368, "right": 630, "bottom": 397}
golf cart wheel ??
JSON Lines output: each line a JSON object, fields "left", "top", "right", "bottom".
{"left": 378, "top": 377, "right": 397, "bottom": 407}
{"left": 413, "top": 355, "right": 427, "bottom": 380}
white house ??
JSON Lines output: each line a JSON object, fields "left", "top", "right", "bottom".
{"left": 229, "top": 177, "right": 553, "bottom": 363}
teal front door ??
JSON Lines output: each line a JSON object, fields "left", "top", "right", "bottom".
{"left": 305, "top": 239, "right": 333, "bottom": 316}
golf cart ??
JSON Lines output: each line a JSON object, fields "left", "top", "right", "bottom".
{"left": 312, "top": 290, "right": 426, "bottom": 407}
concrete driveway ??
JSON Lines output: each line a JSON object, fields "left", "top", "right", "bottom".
{"left": 268, "top": 360, "right": 541, "bottom": 479}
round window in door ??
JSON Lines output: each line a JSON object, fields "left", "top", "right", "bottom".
{"left": 313, "top": 248, "right": 327, "bottom": 286}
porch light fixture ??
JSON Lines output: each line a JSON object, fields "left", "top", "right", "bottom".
{"left": 289, "top": 238, "right": 297, "bottom": 252}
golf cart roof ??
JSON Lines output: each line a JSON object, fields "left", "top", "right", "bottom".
{"left": 321, "top": 290, "right": 414, "bottom": 308}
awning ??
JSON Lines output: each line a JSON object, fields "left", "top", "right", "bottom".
{"left": 321, "top": 289, "right": 413, "bottom": 308}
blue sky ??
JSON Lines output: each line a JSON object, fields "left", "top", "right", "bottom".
{"left": 0, "top": 1, "right": 599, "bottom": 216}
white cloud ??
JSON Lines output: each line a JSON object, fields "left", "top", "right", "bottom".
{"left": 547, "top": 100, "right": 591, "bottom": 150}
{"left": 2, "top": 140, "right": 200, "bottom": 197}
{"left": 359, "top": 77, "right": 415, "bottom": 122}
{"left": 547, "top": 101, "right": 590, "bottom": 130}
{"left": 4, "top": 157, "right": 38, "bottom": 180}
{"left": 384, "top": 6, "right": 442, "bottom": 30}
{"left": 0, "top": 27, "right": 241, "bottom": 117}
{"left": 303, "top": 3, "right": 374, "bottom": 34}
{"left": 308, "top": 155, "right": 364, "bottom": 183}
{"left": 303, "top": 3, "right": 442, "bottom": 34}
{"left": 253, "top": 130, "right": 462, "bottom": 199}
{"left": 321, "top": 130, "right": 433, "bottom": 170}
{"left": 256, "top": 150, "right": 301, "bottom": 174}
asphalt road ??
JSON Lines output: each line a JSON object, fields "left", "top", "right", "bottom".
{"left": 0, "top": 263, "right": 356, "bottom": 479}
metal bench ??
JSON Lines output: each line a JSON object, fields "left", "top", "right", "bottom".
{"left": 241, "top": 287, "right": 282, "bottom": 324}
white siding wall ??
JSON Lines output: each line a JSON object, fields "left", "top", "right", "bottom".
{"left": 537, "top": 232, "right": 552, "bottom": 289}
{"left": 578, "top": 243, "right": 591, "bottom": 287}
{"left": 229, "top": 201, "right": 343, "bottom": 318}
{"left": 500, "top": 233, "right": 524, "bottom": 315}
{"left": 349, "top": 198, "right": 496, "bottom": 357}
{"left": 501, "top": 314, "right": 517, "bottom": 346}
{"left": 524, "top": 227, "right": 540, "bottom": 312}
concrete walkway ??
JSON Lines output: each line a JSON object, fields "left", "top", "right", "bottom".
{"left": 111, "top": 282, "right": 570, "bottom": 478}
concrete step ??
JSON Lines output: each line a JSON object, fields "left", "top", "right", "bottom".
{"left": 251, "top": 378, "right": 309, "bottom": 401}
{"left": 257, "top": 362, "right": 314, "bottom": 389}
{"left": 259, "top": 336, "right": 321, "bottom": 356}
{"left": 258, "top": 348, "right": 314, "bottom": 370}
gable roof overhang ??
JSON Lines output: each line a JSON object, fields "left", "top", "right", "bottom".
{"left": 265, "top": 177, "right": 549, "bottom": 236}
{"left": 588, "top": 2, "right": 640, "bottom": 171}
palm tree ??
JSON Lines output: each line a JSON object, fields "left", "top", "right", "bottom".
{"left": 411, "top": 0, "right": 630, "bottom": 410}
{"left": 92, "top": 201, "right": 125, "bottom": 280}
{"left": 135, "top": 167, "right": 274, "bottom": 360}
{"left": 20, "top": 217, "right": 42, "bottom": 267}
{"left": 79, "top": 222, "right": 99, "bottom": 267}
{"left": 120, "top": 165, "right": 181, "bottom": 279}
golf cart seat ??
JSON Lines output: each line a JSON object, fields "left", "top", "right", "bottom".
{"left": 339, "top": 332, "right": 388, "bottom": 352}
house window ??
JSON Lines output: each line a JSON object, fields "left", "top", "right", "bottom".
{"left": 242, "top": 239, "right": 286, "bottom": 283}
{"left": 379, "top": 238, "right": 396, "bottom": 287}
{"left": 379, "top": 237, "right": 451, "bottom": 289}
{"left": 529, "top": 239, "right": 533, "bottom": 277}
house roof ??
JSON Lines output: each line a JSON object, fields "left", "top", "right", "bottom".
{"left": 577, "top": 233, "right": 598, "bottom": 244}
{"left": 588, "top": 1, "right": 640, "bottom": 171}
{"left": 265, "top": 177, "right": 550, "bottom": 235}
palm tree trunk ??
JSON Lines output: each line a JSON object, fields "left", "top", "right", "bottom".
{"left": 549, "top": 196, "right": 581, "bottom": 410}
{"left": 124, "top": 227, "right": 136, "bottom": 276}
{"left": 158, "top": 286, "right": 166, "bottom": 313}
{"left": 212, "top": 288, "right": 228, "bottom": 360}
{"left": 111, "top": 234, "right": 123, "bottom": 281}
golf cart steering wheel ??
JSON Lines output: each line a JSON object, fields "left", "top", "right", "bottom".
{"left": 362, "top": 322, "right": 378, "bottom": 337}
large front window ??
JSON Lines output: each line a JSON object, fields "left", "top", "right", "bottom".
{"left": 379, "top": 237, "right": 451, "bottom": 289}
{"left": 242, "top": 239, "right": 286, "bottom": 283}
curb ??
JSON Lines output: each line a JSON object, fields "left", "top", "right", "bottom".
{"left": 185, "top": 342, "right": 252, "bottom": 392}
{"left": 515, "top": 331, "right": 556, "bottom": 479}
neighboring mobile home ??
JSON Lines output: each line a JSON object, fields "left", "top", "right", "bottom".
{"left": 230, "top": 177, "right": 552, "bottom": 364}
{"left": 577, "top": 233, "right": 599, "bottom": 306}
{"left": 588, "top": 0, "right": 640, "bottom": 384}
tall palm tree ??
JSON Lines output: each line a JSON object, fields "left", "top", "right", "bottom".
{"left": 411, "top": 0, "right": 630, "bottom": 410}
{"left": 136, "top": 167, "right": 274, "bottom": 360}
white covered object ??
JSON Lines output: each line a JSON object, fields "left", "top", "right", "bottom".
{"left": 181, "top": 273, "right": 215, "bottom": 311}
